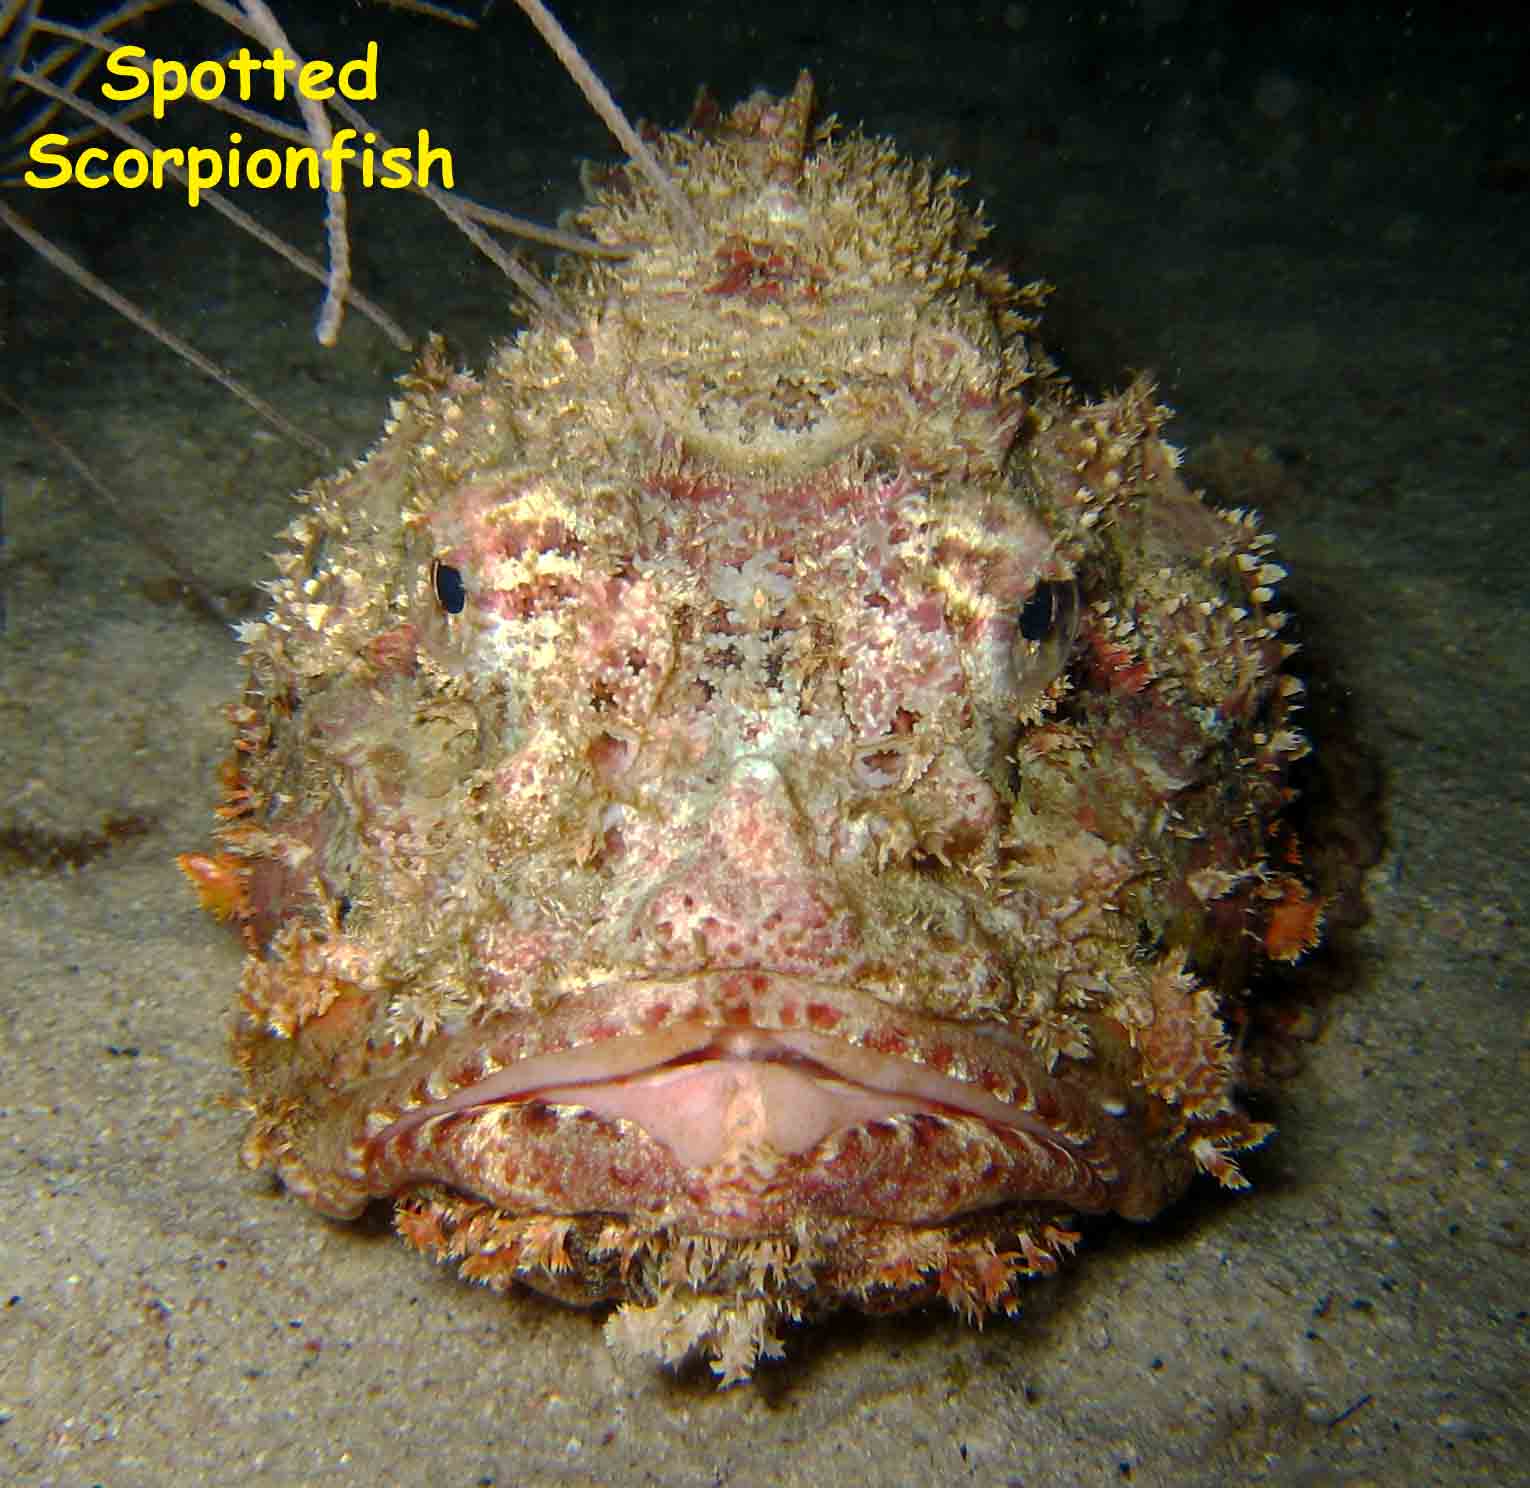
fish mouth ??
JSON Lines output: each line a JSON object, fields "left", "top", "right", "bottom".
{"left": 303, "top": 972, "right": 1153, "bottom": 1231}
{"left": 373, "top": 1023, "right": 1087, "bottom": 1171}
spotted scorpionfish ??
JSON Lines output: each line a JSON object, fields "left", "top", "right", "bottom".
{"left": 180, "top": 70, "right": 1319, "bottom": 1382}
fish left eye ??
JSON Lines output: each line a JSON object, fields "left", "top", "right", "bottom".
{"left": 1010, "top": 579, "right": 1079, "bottom": 705}
{"left": 1018, "top": 580, "right": 1076, "bottom": 645}
{"left": 431, "top": 559, "right": 467, "bottom": 615}
{"left": 1022, "top": 581, "right": 1071, "bottom": 639}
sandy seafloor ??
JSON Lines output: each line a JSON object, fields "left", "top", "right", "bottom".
{"left": 1, "top": 2, "right": 1526, "bottom": 1483}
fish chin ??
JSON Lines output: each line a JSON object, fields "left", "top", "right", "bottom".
{"left": 374, "top": 1008, "right": 1107, "bottom": 1385}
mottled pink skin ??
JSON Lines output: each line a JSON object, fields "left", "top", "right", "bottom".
{"left": 227, "top": 438, "right": 1218, "bottom": 1239}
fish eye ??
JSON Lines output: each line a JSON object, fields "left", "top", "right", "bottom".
{"left": 1018, "top": 580, "right": 1073, "bottom": 642}
{"left": 1011, "top": 579, "right": 1079, "bottom": 702}
{"left": 431, "top": 559, "right": 467, "bottom": 615}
